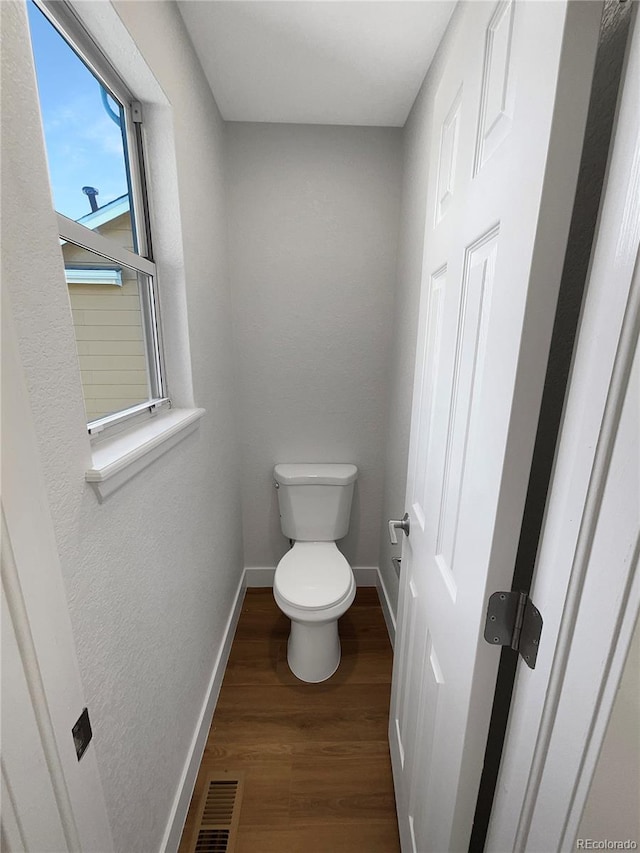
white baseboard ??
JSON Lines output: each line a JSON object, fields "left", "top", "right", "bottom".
{"left": 243, "top": 566, "right": 275, "bottom": 587}
{"left": 160, "top": 573, "right": 246, "bottom": 853}
{"left": 376, "top": 571, "right": 396, "bottom": 648}
{"left": 352, "top": 566, "right": 378, "bottom": 586}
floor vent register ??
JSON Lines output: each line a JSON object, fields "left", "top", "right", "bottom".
{"left": 189, "top": 772, "right": 244, "bottom": 853}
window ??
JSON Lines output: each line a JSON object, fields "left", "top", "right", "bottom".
{"left": 27, "top": 0, "right": 167, "bottom": 433}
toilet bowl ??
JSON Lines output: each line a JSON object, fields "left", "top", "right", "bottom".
{"left": 274, "top": 542, "right": 356, "bottom": 682}
{"left": 272, "top": 462, "right": 358, "bottom": 683}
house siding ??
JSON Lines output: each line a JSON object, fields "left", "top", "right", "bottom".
{"left": 63, "top": 213, "right": 149, "bottom": 419}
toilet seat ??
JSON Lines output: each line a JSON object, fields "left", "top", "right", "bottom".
{"left": 274, "top": 542, "right": 353, "bottom": 611}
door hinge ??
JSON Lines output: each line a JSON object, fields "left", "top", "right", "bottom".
{"left": 484, "top": 591, "right": 543, "bottom": 669}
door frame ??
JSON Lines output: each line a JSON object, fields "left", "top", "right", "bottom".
{"left": 487, "top": 8, "right": 640, "bottom": 849}
{"left": 1, "top": 284, "right": 114, "bottom": 850}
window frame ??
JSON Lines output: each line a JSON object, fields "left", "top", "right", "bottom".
{"left": 30, "top": 0, "right": 169, "bottom": 436}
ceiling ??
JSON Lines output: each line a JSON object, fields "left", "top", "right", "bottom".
{"left": 177, "top": 1, "right": 456, "bottom": 127}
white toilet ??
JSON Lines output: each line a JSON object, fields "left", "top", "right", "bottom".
{"left": 273, "top": 463, "right": 358, "bottom": 683}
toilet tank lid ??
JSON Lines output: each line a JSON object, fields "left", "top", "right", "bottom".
{"left": 274, "top": 463, "right": 358, "bottom": 486}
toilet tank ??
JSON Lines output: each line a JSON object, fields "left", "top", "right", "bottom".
{"left": 274, "top": 463, "right": 358, "bottom": 541}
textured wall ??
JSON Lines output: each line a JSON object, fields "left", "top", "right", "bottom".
{"left": 226, "top": 122, "right": 402, "bottom": 570}
{"left": 2, "top": 3, "right": 243, "bottom": 851}
{"left": 376, "top": 6, "right": 463, "bottom": 615}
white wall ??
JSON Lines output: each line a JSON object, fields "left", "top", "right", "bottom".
{"left": 377, "top": 6, "right": 463, "bottom": 614}
{"left": 1, "top": 3, "right": 243, "bottom": 851}
{"left": 226, "top": 122, "right": 402, "bottom": 570}
{"left": 578, "top": 617, "right": 640, "bottom": 844}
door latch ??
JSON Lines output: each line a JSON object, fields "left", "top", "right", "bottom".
{"left": 484, "top": 591, "right": 543, "bottom": 669}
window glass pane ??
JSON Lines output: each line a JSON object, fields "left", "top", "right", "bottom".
{"left": 64, "top": 241, "right": 153, "bottom": 422}
{"left": 27, "top": 2, "right": 137, "bottom": 254}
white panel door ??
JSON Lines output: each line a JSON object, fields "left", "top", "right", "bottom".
{"left": 1, "top": 287, "right": 114, "bottom": 850}
{"left": 1, "top": 556, "right": 70, "bottom": 853}
{"left": 389, "top": 2, "right": 602, "bottom": 851}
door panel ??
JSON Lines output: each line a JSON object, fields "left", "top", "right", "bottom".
{"left": 434, "top": 226, "right": 498, "bottom": 585}
{"left": 474, "top": 0, "right": 517, "bottom": 175}
{"left": 411, "top": 264, "right": 446, "bottom": 533}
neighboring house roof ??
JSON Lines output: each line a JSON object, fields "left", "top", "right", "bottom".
{"left": 76, "top": 193, "right": 130, "bottom": 230}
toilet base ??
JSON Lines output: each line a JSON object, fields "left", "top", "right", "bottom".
{"left": 287, "top": 618, "right": 341, "bottom": 683}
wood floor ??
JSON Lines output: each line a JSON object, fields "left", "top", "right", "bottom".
{"left": 178, "top": 587, "right": 400, "bottom": 853}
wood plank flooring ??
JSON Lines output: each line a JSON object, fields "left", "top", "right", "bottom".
{"left": 178, "top": 587, "right": 400, "bottom": 852}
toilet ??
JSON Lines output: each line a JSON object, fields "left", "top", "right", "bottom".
{"left": 273, "top": 463, "right": 358, "bottom": 683}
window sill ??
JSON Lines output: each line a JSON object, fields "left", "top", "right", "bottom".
{"left": 86, "top": 407, "right": 205, "bottom": 502}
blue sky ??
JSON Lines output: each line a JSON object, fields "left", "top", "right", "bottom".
{"left": 27, "top": 1, "right": 131, "bottom": 222}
